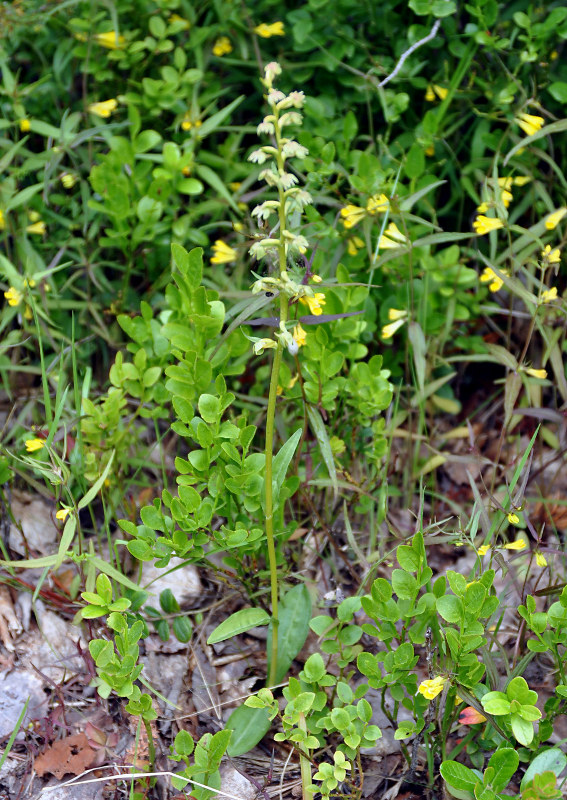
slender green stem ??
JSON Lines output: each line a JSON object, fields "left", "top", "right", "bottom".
{"left": 297, "top": 712, "right": 314, "bottom": 800}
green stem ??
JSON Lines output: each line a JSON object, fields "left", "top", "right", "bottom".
{"left": 298, "top": 712, "right": 314, "bottom": 800}
{"left": 265, "top": 334, "right": 284, "bottom": 687}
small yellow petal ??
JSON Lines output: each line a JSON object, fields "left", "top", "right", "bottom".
{"left": 507, "top": 513, "right": 520, "bottom": 525}
{"left": 503, "top": 539, "right": 527, "bottom": 551}
{"left": 254, "top": 22, "right": 285, "bottom": 38}
{"left": 545, "top": 208, "right": 567, "bottom": 230}
{"left": 26, "top": 221, "right": 46, "bottom": 235}
{"left": 417, "top": 676, "right": 446, "bottom": 700}
{"left": 535, "top": 552, "right": 547, "bottom": 568}
{"left": 340, "top": 204, "right": 366, "bottom": 229}
{"left": 523, "top": 368, "right": 547, "bottom": 379}
{"left": 515, "top": 112, "right": 545, "bottom": 137}
{"left": 211, "top": 240, "right": 237, "bottom": 264}
{"left": 4, "top": 287, "right": 23, "bottom": 306}
{"left": 477, "top": 544, "right": 490, "bottom": 556}
{"left": 93, "top": 31, "right": 125, "bottom": 49}
{"left": 473, "top": 215, "right": 504, "bottom": 236}
{"left": 299, "top": 293, "right": 326, "bottom": 316}
{"left": 541, "top": 245, "right": 561, "bottom": 264}
{"left": 382, "top": 318, "right": 406, "bottom": 339}
{"left": 25, "top": 438, "right": 45, "bottom": 453}
{"left": 293, "top": 322, "right": 307, "bottom": 347}
{"left": 19, "top": 118, "right": 31, "bottom": 132}
{"left": 87, "top": 99, "right": 118, "bottom": 118}
{"left": 56, "top": 508, "right": 71, "bottom": 521}
{"left": 212, "top": 36, "right": 232, "bottom": 56}
{"left": 541, "top": 287, "right": 558, "bottom": 304}
{"left": 388, "top": 308, "right": 407, "bottom": 321}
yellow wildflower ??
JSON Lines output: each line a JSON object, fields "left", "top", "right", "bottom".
{"left": 212, "top": 36, "right": 232, "bottom": 56}
{"left": 19, "top": 118, "right": 31, "bottom": 132}
{"left": 254, "top": 21, "right": 285, "bottom": 38}
{"left": 425, "top": 85, "right": 448, "bottom": 101}
{"left": 476, "top": 202, "right": 490, "bottom": 214}
{"left": 545, "top": 208, "right": 567, "bottom": 230}
{"left": 388, "top": 308, "right": 407, "bottom": 321}
{"left": 541, "top": 287, "right": 558, "bottom": 303}
{"left": 523, "top": 368, "right": 547, "bottom": 380}
{"left": 26, "top": 221, "right": 46, "bottom": 235}
{"left": 253, "top": 337, "right": 277, "bottom": 355}
{"left": 379, "top": 221, "right": 408, "bottom": 249}
{"left": 23, "top": 305, "right": 33, "bottom": 320}
{"left": 347, "top": 235, "right": 364, "bottom": 256}
{"left": 507, "top": 512, "right": 520, "bottom": 525}
{"left": 0, "top": 209, "right": 5, "bottom": 230}
{"left": 340, "top": 204, "right": 366, "bottom": 229}
{"left": 503, "top": 539, "right": 527, "bottom": 551}
{"left": 293, "top": 322, "right": 307, "bottom": 347}
{"left": 310, "top": 274, "right": 322, "bottom": 283}
{"left": 93, "top": 31, "right": 125, "bottom": 49}
{"left": 473, "top": 215, "right": 504, "bottom": 235}
{"left": 382, "top": 318, "right": 406, "bottom": 339}
{"left": 300, "top": 293, "right": 326, "bottom": 316}
{"left": 229, "top": 182, "right": 242, "bottom": 192}
{"left": 4, "top": 287, "right": 22, "bottom": 306}
{"left": 479, "top": 267, "right": 507, "bottom": 293}
{"left": 28, "top": 210, "right": 40, "bottom": 222}
{"left": 61, "top": 173, "right": 78, "bottom": 189}
{"left": 366, "top": 194, "right": 389, "bottom": 215}
{"left": 515, "top": 112, "right": 545, "bottom": 137}
{"left": 56, "top": 507, "right": 71, "bottom": 522}
{"left": 535, "top": 552, "right": 547, "bottom": 568}
{"left": 25, "top": 438, "right": 45, "bottom": 453}
{"left": 417, "top": 676, "right": 447, "bottom": 700}
{"left": 182, "top": 114, "right": 202, "bottom": 131}
{"left": 88, "top": 99, "right": 118, "bottom": 118}
{"left": 211, "top": 240, "right": 237, "bottom": 264}
{"left": 477, "top": 545, "right": 490, "bottom": 556}
{"left": 542, "top": 245, "right": 561, "bottom": 264}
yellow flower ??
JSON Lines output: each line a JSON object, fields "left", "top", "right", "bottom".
{"left": 417, "top": 676, "right": 447, "bottom": 700}
{"left": 211, "top": 240, "right": 237, "bottom": 264}
{"left": 473, "top": 215, "right": 504, "bottom": 235}
{"left": 366, "top": 194, "right": 389, "bottom": 215}
{"left": 310, "top": 274, "right": 322, "bottom": 283}
{"left": 4, "top": 286, "right": 22, "bottom": 306}
{"left": 56, "top": 507, "right": 71, "bottom": 522}
{"left": 212, "top": 36, "right": 232, "bottom": 56}
{"left": 425, "top": 85, "right": 448, "bottom": 102}
{"left": 541, "top": 287, "right": 558, "bottom": 303}
{"left": 19, "top": 118, "right": 31, "bottom": 132}
{"left": 23, "top": 304, "right": 32, "bottom": 320}
{"left": 300, "top": 293, "right": 326, "bottom": 316}
{"left": 253, "top": 337, "right": 277, "bottom": 355}
{"left": 182, "top": 114, "right": 202, "bottom": 131}
{"left": 88, "top": 99, "right": 118, "bottom": 118}
{"left": 26, "top": 221, "right": 46, "bottom": 235}
{"left": 476, "top": 202, "right": 490, "bottom": 213}
{"left": 545, "top": 208, "right": 567, "bottom": 230}
{"left": 515, "top": 112, "right": 545, "bottom": 137}
{"left": 347, "top": 235, "right": 364, "bottom": 256}
{"left": 25, "top": 438, "right": 45, "bottom": 452}
{"left": 503, "top": 539, "right": 527, "bottom": 551}
{"left": 388, "top": 308, "right": 407, "bottom": 322}
{"left": 254, "top": 21, "right": 285, "bottom": 38}
{"left": 293, "top": 322, "right": 307, "bottom": 347}
{"left": 0, "top": 209, "right": 5, "bottom": 230}
{"left": 61, "top": 173, "right": 78, "bottom": 189}
{"left": 477, "top": 544, "right": 490, "bottom": 556}
{"left": 507, "top": 513, "right": 520, "bottom": 525}
{"left": 93, "top": 31, "right": 126, "bottom": 49}
{"left": 28, "top": 210, "right": 40, "bottom": 222}
{"left": 523, "top": 368, "right": 547, "bottom": 380}
{"left": 379, "top": 221, "right": 408, "bottom": 249}
{"left": 479, "top": 267, "right": 507, "bottom": 293}
{"left": 340, "top": 204, "right": 366, "bottom": 229}
{"left": 382, "top": 318, "right": 406, "bottom": 339}
{"left": 541, "top": 245, "right": 561, "bottom": 264}
{"left": 535, "top": 552, "right": 547, "bottom": 568}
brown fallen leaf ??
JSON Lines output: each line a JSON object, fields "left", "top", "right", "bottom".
{"left": 35, "top": 732, "right": 96, "bottom": 779}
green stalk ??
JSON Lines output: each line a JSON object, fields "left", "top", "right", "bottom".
{"left": 298, "top": 712, "right": 314, "bottom": 800}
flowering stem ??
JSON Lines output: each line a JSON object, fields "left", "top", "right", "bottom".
{"left": 264, "top": 100, "right": 289, "bottom": 688}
